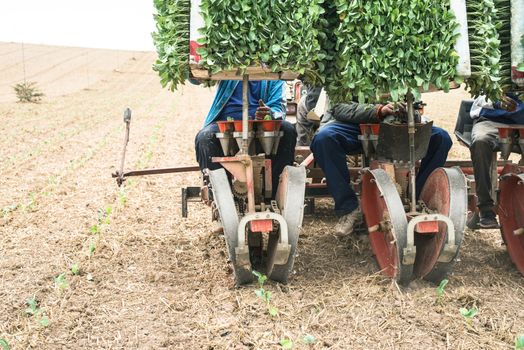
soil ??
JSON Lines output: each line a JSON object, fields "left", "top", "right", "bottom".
{"left": 1, "top": 43, "right": 523, "bottom": 350}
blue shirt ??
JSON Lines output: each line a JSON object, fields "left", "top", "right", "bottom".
{"left": 217, "top": 82, "right": 262, "bottom": 121}
{"left": 472, "top": 93, "right": 524, "bottom": 124}
{"left": 202, "top": 80, "right": 286, "bottom": 126}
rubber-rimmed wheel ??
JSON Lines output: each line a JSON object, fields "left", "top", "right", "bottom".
{"left": 361, "top": 169, "right": 411, "bottom": 285}
{"left": 417, "top": 167, "right": 467, "bottom": 283}
{"left": 269, "top": 166, "right": 306, "bottom": 284}
{"left": 208, "top": 168, "right": 253, "bottom": 286}
{"left": 498, "top": 164, "right": 524, "bottom": 276}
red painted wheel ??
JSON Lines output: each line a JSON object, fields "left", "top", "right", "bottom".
{"left": 361, "top": 169, "right": 412, "bottom": 284}
{"left": 417, "top": 167, "right": 467, "bottom": 283}
{"left": 498, "top": 164, "right": 524, "bottom": 276}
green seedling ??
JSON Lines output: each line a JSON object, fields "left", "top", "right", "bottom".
{"left": 24, "top": 192, "right": 38, "bottom": 211}
{"left": 71, "top": 263, "right": 80, "bottom": 275}
{"left": 252, "top": 270, "right": 279, "bottom": 317}
{"left": 2, "top": 204, "right": 18, "bottom": 217}
{"left": 118, "top": 188, "right": 127, "bottom": 206}
{"left": 516, "top": 335, "right": 524, "bottom": 350}
{"left": 25, "top": 297, "right": 49, "bottom": 327}
{"left": 460, "top": 307, "right": 478, "bottom": 326}
{"left": 89, "top": 241, "right": 96, "bottom": 256}
{"left": 0, "top": 338, "right": 10, "bottom": 350}
{"left": 90, "top": 224, "right": 100, "bottom": 234}
{"left": 226, "top": 117, "right": 234, "bottom": 121}
{"left": 279, "top": 338, "right": 293, "bottom": 349}
{"left": 436, "top": 279, "right": 449, "bottom": 301}
{"left": 263, "top": 114, "right": 273, "bottom": 121}
{"left": 54, "top": 273, "right": 69, "bottom": 290}
{"left": 302, "top": 334, "right": 316, "bottom": 345}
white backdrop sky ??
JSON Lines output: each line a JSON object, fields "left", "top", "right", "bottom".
{"left": 0, "top": 1, "right": 157, "bottom": 51}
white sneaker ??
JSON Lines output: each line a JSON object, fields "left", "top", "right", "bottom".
{"left": 335, "top": 208, "right": 363, "bottom": 236}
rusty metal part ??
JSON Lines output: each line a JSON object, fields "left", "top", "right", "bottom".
{"left": 270, "top": 165, "right": 307, "bottom": 283}
{"left": 417, "top": 167, "right": 467, "bottom": 283}
{"left": 232, "top": 180, "right": 248, "bottom": 198}
{"left": 113, "top": 166, "right": 201, "bottom": 179}
{"left": 498, "top": 164, "right": 524, "bottom": 277}
{"left": 361, "top": 168, "right": 411, "bottom": 285}
{"left": 115, "top": 108, "right": 132, "bottom": 186}
{"left": 181, "top": 187, "right": 201, "bottom": 218}
{"left": 208, "top": 168, "right": 252, "bottom": 286}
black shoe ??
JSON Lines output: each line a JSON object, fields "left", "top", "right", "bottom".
{"left": 479, "top": 210, "right": 499, "bottom": 229}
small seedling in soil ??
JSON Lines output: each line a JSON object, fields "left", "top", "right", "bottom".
{"left": 25, "top": 297, "right": 49, "bottom": 327}
{"left": 516, "top": 335, "right": 524, "bottom": 349}
{"left": 89, "top": 241, "right": 96, "bottom": 256}
{"left": 0, "top": 338, "right": 10, "bottom": 350}
{"left": 71, "top": 263, "right": 80, "bottom": 275}
{"left": 252, "top": 270, "right": 279, "bottom": 317}
{"left": 279, "top": 338, "right": 293, "bottom": 349}
{"left": 118, "top": 188, "right": 127, "bottom": 206}
{"left": 90, "top": 224, "right": 100, "bottom": 235}
{"left": 1, "top": 204, "right": 18, "bottom": 217}
{"left": 436, "top": 279, "right": 449, "bottom": 301}
{"left": 54, "top": 273, "right": 69, "bottom": 290}
{"left": 302, "top": 334, "right": 316, "bottom": 345}
{"left": 460, "top": 307, "right": 478, "bottom": 326}
{"left": 13, "top": 81, "right": 44, "bottom": 103}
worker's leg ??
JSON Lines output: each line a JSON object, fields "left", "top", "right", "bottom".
{"left": 310, "top": 122, "right": 362, "bottom": 216}
{"left": 416, "top": 126, "right": 452, "bottom": 198}
{"left": 194, "top": 123, "right": 223, "bottom": 171}
{"left": 296, "top": 97, "right": 315, "bottom": 146}
{"left": 271, "top": 120, "right": 297, "bottom": 194}
{"left": 470, "top": 120, "right": 499, "bottom": 212}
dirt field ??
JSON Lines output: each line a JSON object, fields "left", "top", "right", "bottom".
{"left": 1, "top": 43, "right": 524, "bottom": 350}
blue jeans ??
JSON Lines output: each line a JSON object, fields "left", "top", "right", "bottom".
{"left": 310, "top": 122, "right": 452, "bottom": 216}
{"left": 195, "top": 121, "right": 297, "bottom": 195}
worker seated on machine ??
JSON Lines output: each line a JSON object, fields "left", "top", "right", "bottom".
{"left": 469, "top": 93, "right": 524, "bottom": 228}
{"left": 194, "top": 80, "right": 297, "bottom": 194}
{"left": 310, "top": 101, "right": 452, "bottom": 235}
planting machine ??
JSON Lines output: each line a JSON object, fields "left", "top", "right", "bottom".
{"left": 114, "top": 76, "right": 306, "bottom": 286}
{"left": 455, "top": 99, "right": 524, "bottom": 276}
{"left": 300, "top": 94, "right": 468, "bottom": 285}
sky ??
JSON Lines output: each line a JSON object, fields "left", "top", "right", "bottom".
{"left": 0, "top": 0, "right": 157, "bottom": 51}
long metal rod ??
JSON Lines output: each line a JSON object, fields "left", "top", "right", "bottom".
{"left": 241, "top": 74, "right": 249, "bottom": 153}
{"left": 407, "top": 92, "right": 417, "bottom": 213}
{"left": 112, "top": 166, "right": 201, "bottom": 178}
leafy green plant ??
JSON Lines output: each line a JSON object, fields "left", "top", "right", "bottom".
{"left": 516, "top": 335, "right": 524, "bottom": 350}
{"left": 0, "top": 339, "right": 10, "bottom": 350}
{"left": 2, "top": 204, "right": 18, "bottom": 217}
{"left": 323, "top": 0, "right": 459, "bottom": 103}
{"left": 71, "top": 263, "right": 80, "bottom": 275}
{"left": 152, "top": 0, "right": 190, "bottom": 91}
{"left": 302, "top": 334, "right": 316, "bottom": 345}
{"left": 252, "top": 270, "right": 279, "bottom": 317}
{"left": 89, "top": 241, "right": 96, "bottom": 256}
{"left": 118, "top": 188, "right": 127, "bottom": 206}
{"left": 54, "top": 273, "right": 69, "bottom": 290}
{"left": 13, "top": 81, "right": 44, "bottom": 103}
{"left": 436, "top": 279, "right": 449, "bottom": 301}
{"left": 25, "top": 297, "right": 49, "bottom": 327}
{"left": 279, "top": 338, "right": 293, "bottom": 349}
{"left": 460, "top": 307, "right": 478, "bottom": 326}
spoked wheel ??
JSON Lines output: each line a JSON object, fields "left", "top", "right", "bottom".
{"left": 417, "top": 167, "right": 467, "bottom": 283}
{"left": 208, "top": 168, "right": 253, "bottom": 286}
{"left": 269, "top": 166, "right": 307, "bottom": 284}
{"left": 361, "top": 169, "right": 411, "bottom": 285}
{"left": 498, "top": 164, "right": 524, "bottom": 276}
